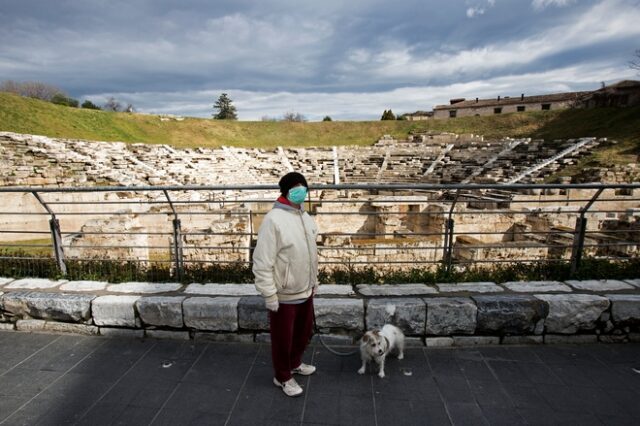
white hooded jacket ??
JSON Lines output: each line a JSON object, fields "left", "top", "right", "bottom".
{"left": 252, "top": 200, "right": 319, "bottom": 303}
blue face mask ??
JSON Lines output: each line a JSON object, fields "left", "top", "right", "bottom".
{"left": 287, "top": 186, "right": 307, "bottom": 204}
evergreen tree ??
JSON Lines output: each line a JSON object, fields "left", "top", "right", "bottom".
{"left": 213, "top": 93, "right": 238, "bottom": 120}
{"left": 322, "top": 115, "right": 332, "bottom": 121}
{"left": 381, "top": 109, "right": 396, "bottom": 120}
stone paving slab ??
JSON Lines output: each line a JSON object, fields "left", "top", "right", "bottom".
{"left": 357, "top": 283, "right": 437, "bottom": 296}
{"left": 436, "top": 281, "right": 504, "bottom": 293}
{"left": 183, "top": 283, "right": 259, "bottom": 296}
{"left": 625, "top": 279, "right": 640, "bottom": 289}
{"left": 106, "top": 282, "right": 183, "bottom": 294}
{"left": 503, "top": 280, "right": 572, "bottom": 293}
{"left": 565, "top": 279, "right": 633, "bottom": 292}
{"left": 2, "top": 332, "right": 638, "bottom": 425}
{"left": 317, "top": 284, "right": 355, "bottom": 296}
{"left": 4, "top": 278, "right": 67, "bottom": 290}
{"left": 59, "top": 280, "right": 108, "bottom": 292}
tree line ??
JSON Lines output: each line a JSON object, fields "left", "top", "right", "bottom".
{"left": 0, "top": 80, "right": 133, "bottom": 112}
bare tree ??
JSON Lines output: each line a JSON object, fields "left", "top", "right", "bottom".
{"left": 103, "top": 97, "right": 123, "bottom": 112}
{"left": 630, "top": 49, "right": 640, "bottom": 73}
{"left": 282, "top": 112, "right": 306, "bottom": 122}
{"left": 0, "top": 80, "right": 65, "bottom": 101}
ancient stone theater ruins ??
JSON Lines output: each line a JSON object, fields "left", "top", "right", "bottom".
{"left": 1, "top": 130, "right": 638, "bottom": 270}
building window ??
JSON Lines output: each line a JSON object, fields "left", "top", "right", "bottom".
{"left": 517, "top": 106, "right": 525, "bottom": 112}
{"left": 541, "top": 103, "right": 551, "bottom": 110}
{"left": 494, "top": 107, "right": 502, "bottom": 114}
{"left": 449, "top": 110, "right": 457, "bottom": 118}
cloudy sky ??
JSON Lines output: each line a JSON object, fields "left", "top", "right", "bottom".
{"left": 1, "top": 0, "right": 638, "bottom": 120}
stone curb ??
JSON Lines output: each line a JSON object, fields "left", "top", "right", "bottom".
{"left": 0, "top": 278, "right": 639, "bottom": 345}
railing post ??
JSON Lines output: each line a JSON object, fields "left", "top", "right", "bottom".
{"left": 443, "top": 189, "right": 460, "bottom": 273}
{"left": 570, "top": 188, "right": 604, "bottom": 276}
{"left": 248, "top": 209, "right": 254, "bottom": 262}
{"left": 163, "top": 190, "right": 184, "bottom": 280}
{"left": 32, "top": 192, "right": 67, "bottom": 275}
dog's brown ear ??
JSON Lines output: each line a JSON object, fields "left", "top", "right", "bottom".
{"left": 362, "top": 333, "right": 370, "bottom": 343}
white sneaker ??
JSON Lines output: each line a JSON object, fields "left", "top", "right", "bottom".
{"left": 292, "top": 363, "right": 316, "bottom": 376}
{"left": 273, "top": 377, "right": 303, "bottom": 397}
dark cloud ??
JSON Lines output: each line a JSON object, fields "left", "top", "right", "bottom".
{"left": 0, "top": 0, "right": 637, "bottom": 120}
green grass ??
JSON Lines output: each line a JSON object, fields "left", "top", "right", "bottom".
{"left": 1, "top": 91, "right": 638, "bottom": 162}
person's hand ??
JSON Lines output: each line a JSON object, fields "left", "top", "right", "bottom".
{"left": 265, "top": 299, "right": 279, "bottom": 312}
{"left": 312, "top": 286, "right": 318, "bottom": 296}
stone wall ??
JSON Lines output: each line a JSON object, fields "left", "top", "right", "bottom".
{"left": 1, "top": 277, "right": 639, "bottom": 346}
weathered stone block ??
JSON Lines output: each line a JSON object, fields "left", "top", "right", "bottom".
{"left": 425, "top": 297, "right": 477, "bottom": 335}
{"left": 0, "top": 278, "right": 13, "bottom": 287}
{"left": 238, "top": 296, "right": 269, "bottom": 331}
{"left": 366, "top": 298, "right": 426, "bottom": 335}
{"left": 16, "top": 319, "right": 46, "bottom": 331}
{"left": 106, "top": 282, "right": 182, "bottom": 294}
{"left": 92, "top": 295, "right": 141, "bottom": 327}
{"left": 426, "top": 337, "right": 454, "bottom": 347}
{"left": 453, "top": 336, "right": 500, "bottom": 346}
{"left": 357, "top": 284, "right": 436, "bottom": 296}
{"left": 317, "top": 285, "right": 355, "bottom": 296}
{"left": 606, "top": 294, "right": 640, "bottom": 328}
{"left": 99, "top": 327, "right": 144, "bottom": 338}
{"left": 145, "top": 329, "right": 190, "bottom": 340}
{"left": 473, "top": 295, "right": 548, "bottom": 335}
{"left": 565, "top": 280, "right": 632, "bottom": 292}
{"left": 0, "top": 322, "right": 16, "bottom": 331}
{"left": 544, "top": 334, "right": 597, "bottom": 344}
{"left": 136, "top": 296, "right": 185, "bottom": 328}
{"left": 44, "top": 322, "right": 99, "bottom": 335}
{"left": 625, "top": 279, "right": 640, "bottom": 289}
{"left": 436, "top": 282, "right": 503, "bottom": 293}
{"left": 503, "top": 281, "right": 572, "bottom": 293}
{"left": 1, "top": 291, "right": 95, "bottom": 322}
{"left": 183, "top": 297, "right": 240, "bottom": 331}
{"left": 60, "top": 281, "right": 108, "bottom": 292}
{"left": 534, "top": 294, "right": 609, "bottom": 334}
{"left": 184, "top": 283, "right": 258, "bottom": 296}
{"left": 314, "top": 299, "right": 364, "bottom": 332}
{"left": 5, "top": 278, "right": 66, "bottom": 290}
{"left": 501, "top": 335, "right": 543, "bottom": 345}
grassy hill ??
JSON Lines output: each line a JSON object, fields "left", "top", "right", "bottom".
{"left": 0, "top": 92, "right": 638, "bottom": 166}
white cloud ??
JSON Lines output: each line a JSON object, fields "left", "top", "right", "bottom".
{"left": 341, "top": 0, "right": 640, "bottom": 81}
{"left": 88, "top": 61, "right": 636, "bottom": 121}
{"left": 466, "top": 7, "right": 485, "bottom": 18}
{"left": 532, "top": 0, "right": 576, "bottom": 11}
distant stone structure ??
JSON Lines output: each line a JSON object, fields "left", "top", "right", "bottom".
{"left": 433, "top": 91, "right": 587, "bottom": 119}
{"left": 405, "top": 79, "right": 640, "bottom": 120}
{"left": 0, "top": 131, "right": 638, "bottom": 270}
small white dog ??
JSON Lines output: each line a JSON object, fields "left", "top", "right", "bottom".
{"left": 357, "top": 324, "right": 405, "bottom": 378}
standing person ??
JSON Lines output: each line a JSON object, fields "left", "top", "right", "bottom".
{"left": 252, "top": 172, "right": 319, "bottom": 397}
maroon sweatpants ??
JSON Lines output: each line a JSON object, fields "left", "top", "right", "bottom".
{"left": 269, "top": 297, "right": 314, "bottom": 383}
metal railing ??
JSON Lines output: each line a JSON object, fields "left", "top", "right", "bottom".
{"left": 0, "top": 183, "right": 638, "bottom": 280}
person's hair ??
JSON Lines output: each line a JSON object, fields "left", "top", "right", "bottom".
{"left": 278, "top": 172, "right": 308, "bottom": 196}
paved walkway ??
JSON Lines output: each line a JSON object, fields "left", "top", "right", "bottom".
{"left": 0, "top": 331, "right": 639, "bottom": 426}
